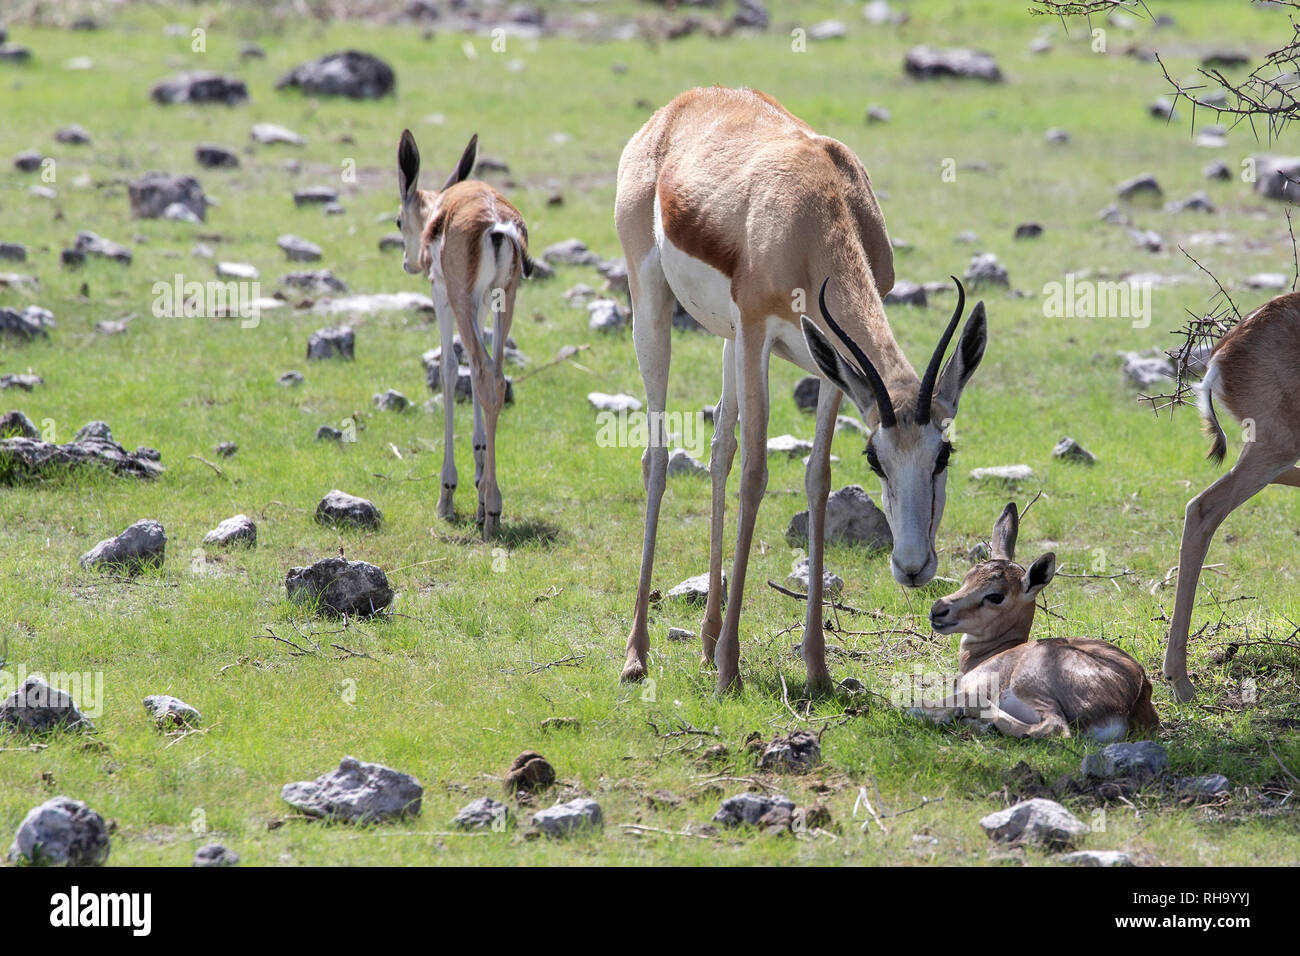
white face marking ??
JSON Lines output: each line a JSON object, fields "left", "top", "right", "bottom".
{"left": 869, "top": 424, "right": 948, "bottom": 586}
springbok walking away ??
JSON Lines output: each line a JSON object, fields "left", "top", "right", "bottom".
{"left": 615, "top": 87, "right": 988, "bottom": 693}
{"left": 1165, "top": 291, "right": 1300, "bottom": 702}
{"left": 396, "top": 130, "right": 533, "bottom": 539}
{"left": 927, "top": 503, "right": 1158, "bottom": 739}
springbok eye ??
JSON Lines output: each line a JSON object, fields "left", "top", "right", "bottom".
{"left": 983, "top": 593, "right": 1004, "bottom": 605}
{"left": 395, "top": 216, "right": 402, "bottom": 229}
{"left": 865, "top": 441, "right": 886, "bottom": 479}
{"left": 934, "top": 442, "right": 953, "bottom": 476}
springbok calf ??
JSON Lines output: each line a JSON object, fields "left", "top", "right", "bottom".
{"left": 1165, "top": 291, "right": 1300, "bottom": 702}
{"left": 926, "top": 503, "right": 1158, "bottom": 739}
{"left": 615, "top": 87, "right": 988, "bottom": 693}
{"left": 396, "top": 130, "right": 532, "bottom": 539}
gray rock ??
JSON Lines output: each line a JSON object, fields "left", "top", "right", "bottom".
{"left": 1045, "top": 127, "right": 1070, "bottom": 144}
{"left": 279, "top": 269, "right": 348, "bottom": 295}
{"left": 14, "top": 150, "right": 44, "bottom": 173}
{"left": 0, "top": 677, "right": 94, "bottom": 734}
{"left": 203, "top": 514, "right": 256, "bottom": 548}
{"left": 1120, "top": 350, "right": 1173, "bottom": 389}
{"left": 0, "top": 241, "right": 27, "bottom": 261}
{"left": 865, "top": 0, "right": 906, "bottom": 25}
{"left": 278, "top": 370, "right": 304, "bottom": 387}
{"left": 884, "top": 280, "right": 927, "bottom": 306}
{"left": 787, "top": 485, "right": 892, "bottom": 550}
{"left": 1204, "top": 159, "right": 1231, "bottom": 180}
{"left": 251, "top": 122, "right": 305, "bottom": 146}
{"left": 0, "top": 425, "right": 164, "bottom": 481}
{"left": 1149, "top": 96, "right": 1176, "bottom": 120}
{"left": 214, "top": 441, "right": 237, "bottom": 459}
{"left": 1060, "top": 850, "right": 1133, "bottom": 867}
{"left": 0, "top": 306, "right": 53, "bottom": 341}
{"left": 0, "top": 43, "right": 32, "bottom": 63}
{"left": 758, "top": 730, "right": 822, "bottom": 772}
{"left": 1245, "top": 272, "right": 1289, "bottom": 290}
{"left": 151, "top": 71, "right": 248, "bottom": 105}
{"left": 315, "top": 425, "right": 343, "bottom": 442}
{"left": 979, "top": 798, "right": 1089, "bottom": 849}
{"left": 281, "top": 756, "right": 421, "bottom": 823}
{"left": 193, "top": 843, "right": 239, "bottom": 867}
{"left": 69, "top": 230, "right": 132, "bottom": 264}
{"left": 452, "top": 796, "right": 511, "bottom": 831}
{"left": 666, "top": 626, "right": 695, "bottom": 642}
{"left": 372, "top": 388, "right": 411, "bottom": 412}
{"left": 1251, "top": 154, "right": 1300, "bottom": 201}
{"left": 588, "top": 297, "right": 628, "bottom": 332}
{"left": 195, "top": 144, "right": 239, "bottom": 169}
{"left": 667, "top": 447, "right": 707, "bottom": 478}
{"left": 307, "top": 325, "right": 355, "bottom": 360}
{"left": 293, "top": 186, "right": 339, "bottom": 207}
{"left": 809, "top": 19, "right": 847, "bottom": 40}
{"left": 587, "top": 392, "right": 641, "bottom": 413}
{"left": 667, "top": 571, "right": 723, "bottom": 604}
{"left": 969, "top": 465, "right": 1035, "bottom": 483}
{"left": 1166, "top": 191, "right": 1215, "bottom": 214}
{"left": 964, "top": 252, "right": 1009, "bottom": 289}
{"left": 8, "top": 797, "right": 110, "bottom": 866}
{"left": 1081, "top": 740, "right": 1168, "bottom": 780}
{"left": 276, "top": 51, "right": 396, "bottom": 100}
{"left": 80, "top": 519, "right": 166, "bottom": 574}
{"left": 733, "top": 0, "right": 770, "bottom": 29}
{"left": 0, "top": 410, "right": 38, "bottom": 438}
{"left": 1174, "top": 774, "right": 1229, "bottom": 799}
{"left": 278, "top": 234, "right": 322, "bottom": 262}
{"left": 378, "top": 232, "right": 403, "bottom": 252}
{"left": 786, "top": 557, "right": 843, "bottom": 599}
{"left": 0, "top": 373, "right": 42, "bottom": 391}
{"left": 164, "top": 202, "right": 202, "bottom": 224}
{"left": 1015, "top": 222, "right": 1044, "bottom": 239}
{"left": 316, "top": 489, "right": 381, "bottom": 529}
{"left": 904, "top": 45, "right": 1002, "bottom": 82}
{"left": 286, "top": 558, "right": 393, "bottom": 617}
{"left": 542, "top": 238, "right": 600, "bottom": 266}
{"left": 714, "top": 792, "right": 796, "bottom": 828}
{"left": 768, "top": 434, "right": 814, "bottom": 458}
{"left": 1053, "top": 436, "right": 1097, "bottom": 464}
{"left": 866, "top": 105, "right": 892, "bottom": 124}
{"left": 312, "top": 292, "right": 432, "bottom": 317}
{"left": 793, "top": 376, "right": 820, "bottom": 412}
{"left": 216, "top": 261, "right": 258, "bottom": 280}
{"left": 143, "top": 694, "right": 201, "bottom": 728}
{"left": 533, "top": 798, "right": 602, "bottom": 837}
{"left": 55, "top": 124, "right": 92, "bottom": 145}
{"left": 1116, "top": 172, "right": 1162, "bottom": 201}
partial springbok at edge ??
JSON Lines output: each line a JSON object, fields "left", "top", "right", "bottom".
{"left": 396, "top": 130, "right": 533, "bottom": 539}
{"left": 614, "top": 86, "right": 988, "bottom": 693}
{"left": 927, "top": 503, "right": 1159, "bottom": 740}
{"left": 1165, "top": 291, "right": 1300, "bottom": 702}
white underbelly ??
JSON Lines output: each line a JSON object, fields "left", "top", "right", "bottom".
{"left": 653, "top": 196, "right": 738, "bottom": 339}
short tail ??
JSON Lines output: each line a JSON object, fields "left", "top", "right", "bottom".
{"left": 488, "top": 224, "right": 533, "bottom": 278}
{"left": 1197, "top": 362, "right": 1227, "bottom": 465}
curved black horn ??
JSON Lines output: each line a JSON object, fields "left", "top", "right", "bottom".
{"left": 916, "top": 276, "right": 966, "bottom": 425}
{"left": 818, "top": 278, "right": 896, "bottom": 429}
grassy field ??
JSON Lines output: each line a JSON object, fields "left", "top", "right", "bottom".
{"left": 1, "top": 0, "right": 1298, "bottom": 865}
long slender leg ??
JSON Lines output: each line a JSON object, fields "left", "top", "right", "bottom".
{"left": 449, "top": 287, "right": 501, "bottom": 540}
{"left": 715, "top": 319, "right": 771, "bottom": 694}
{"left": 471, "top": 377, "right": 487, "bottom": 522}
{"left": 1165, "top": 443, "right": 1296, "bottom": 701}
{"left": 433, "top": 289, "right": 458, "bottom": 520}
{"left": 800, "top": 382, "right": 841, "bottom": 692}
{"left": 699, "top": 338, "right": 738, "bottom": 668}
{"left": 478, "top": 284, "right": 516, "bottom": 540}
{"left": 621, "top": 249, "right": 674, "bottom": 682}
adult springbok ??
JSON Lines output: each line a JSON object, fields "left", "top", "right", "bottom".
{"left": 615, "top": 87, "right": 988, "bottom": 693}
{"left": 1165, "top": 291, "right": 1300, "bottom": 702}
{"left": 396, "top": 130, "right": 533, "bottom": 539}
{"left": 926, "top": 503, "right": 1158, "bottom": 739}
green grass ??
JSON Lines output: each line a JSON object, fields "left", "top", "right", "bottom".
{"left": 1, "top": 0, "right": 1298, "bottom": 865}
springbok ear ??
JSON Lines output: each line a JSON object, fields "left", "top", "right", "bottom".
{"left": 398, "top": 129, "right": 421, "bottom": 203}
{"left": 801, "top": 316, "right": 886, "bottom": 422}
{"left": 442, "top": 134, "right": 479, "bottom": 190}
{"left": 990, "top": 502, "right": 1018, "bottom": 561}
{"left": 1024, "top": 552, "right": 1056, "bottom": 598}
{"left": 934, "top": 301, "right": 987, "bottom": 412}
